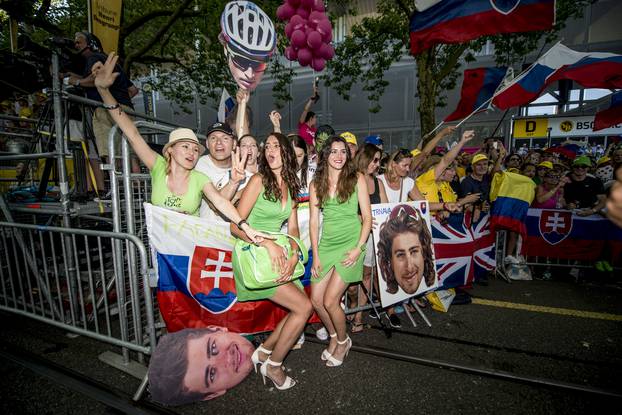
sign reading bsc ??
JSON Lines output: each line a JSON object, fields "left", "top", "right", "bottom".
{"left": 513, "top": 115, "right": 622, "bottom": 139}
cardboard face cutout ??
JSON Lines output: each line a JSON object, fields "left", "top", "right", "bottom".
{"left": 220, "top": 1, "right": 276, "bottom": 91}
{"left": 373, "top": 202, "right": 438, "bottom": 307}
{"left": 148, "top": 327, "right": 255, "bottom": 406}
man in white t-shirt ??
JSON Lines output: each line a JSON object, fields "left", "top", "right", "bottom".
{"left": 195, "top": 122, "right": 246, "bottom": 221}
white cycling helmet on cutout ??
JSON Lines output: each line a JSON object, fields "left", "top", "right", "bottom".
{"left": 220, "top": 1, "right": 276, "bottom": 61}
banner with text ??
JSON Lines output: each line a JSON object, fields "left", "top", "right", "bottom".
{"left": 90, "top": 0, "right": 122, "bottom": 54}
{"left": 513, "top": 115, "right": 622, "bottom": 139}
{"left": 145, "top": 203, "right": 317, "bottom": 335}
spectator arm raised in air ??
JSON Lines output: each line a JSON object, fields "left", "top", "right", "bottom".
{"left": 98, "top": 87, "right": 156, "bottom": 170}
{"left": 434, "top": 130, "right": 474, "bottom": 180}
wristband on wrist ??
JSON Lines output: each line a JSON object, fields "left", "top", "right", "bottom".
{"left": 237, "top": 219, "right": 247, "bottom": 228}
{"left": 103, "top": 102, "right": 120, "bottom": 110}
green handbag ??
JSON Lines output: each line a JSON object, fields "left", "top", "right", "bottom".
{"left": 233, "top": 231, "right": 308, "bottom": 290}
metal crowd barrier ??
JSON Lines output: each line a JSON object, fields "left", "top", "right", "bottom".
{"left": 0, "top": 221, "right": 157, "bottom": 363}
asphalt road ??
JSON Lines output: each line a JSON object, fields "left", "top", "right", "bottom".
{"left": 1, "top": 275, "right": 621, "bottom": 414}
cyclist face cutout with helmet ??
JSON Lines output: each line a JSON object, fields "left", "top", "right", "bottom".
{"left": 220, "top": 1, "right": 276, "bottom": 91}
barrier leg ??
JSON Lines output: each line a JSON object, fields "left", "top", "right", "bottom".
{"left": 495, "top": 230, "right": 511, "bottom": 283}
{"left": 403, "top": 304, "right": 417, "bottom": 328}
{"left": 133, "top": 373, "right": 149, "bottom": 402}
{"left": 409, "top": 298, "right": 432, "bottom": 327}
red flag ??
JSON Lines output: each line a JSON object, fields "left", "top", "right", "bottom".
{"left": 594, "top": 91, "right": 622, "bottom": 132}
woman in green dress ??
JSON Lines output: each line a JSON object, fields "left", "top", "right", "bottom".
{"left": 231, "top": 132, "right": 312, "bottom": 390}
{"left": 309, "top": 136, "right": 372, "bottom": 367}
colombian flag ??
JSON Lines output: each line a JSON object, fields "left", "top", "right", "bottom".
{"left": 489, "top": 171, "right": 536, "bottom": 237}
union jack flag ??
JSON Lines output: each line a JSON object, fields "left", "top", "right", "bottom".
{"left": 431, "top": 211, "right": 496, "bottom": 289}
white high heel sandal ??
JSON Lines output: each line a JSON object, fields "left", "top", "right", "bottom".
{"left": 321, "top": 332, "right": 338, "bottom": 361}
{"left": 250, "top": 344, "right": 272, "bottom": 373}
{"left": 325, "top": 336, "right": 352, "bottom": 367}
{"left": 260, "top": 357, "right": 296, "bottom": 390}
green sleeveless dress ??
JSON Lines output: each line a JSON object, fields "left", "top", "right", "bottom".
{"left": 233, "top": 187, "right": 303, "bottom": 301}
{"left": 315, "top": 185, "right": 364, "bottom": 283}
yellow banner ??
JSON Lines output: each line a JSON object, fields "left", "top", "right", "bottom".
{"left": 91, "top": 0, "right": 123, "bottom": 54}
{"left": 512, "top": 118, "right": 549, "bottom": 139}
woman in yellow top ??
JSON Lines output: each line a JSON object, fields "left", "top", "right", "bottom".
{"left": 91, "top": 53, "right": 265, "bottom": 242}
{"left": 416, "top": 130, "right": 480, "bottom": 213}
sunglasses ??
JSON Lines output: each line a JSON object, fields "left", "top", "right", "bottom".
{"left": 227, "top": 49, "right": 267, "bottom": 73}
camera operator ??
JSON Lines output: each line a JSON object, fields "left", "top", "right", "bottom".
{"left": 61, "top": 31, "right": 139, "bottom": 197}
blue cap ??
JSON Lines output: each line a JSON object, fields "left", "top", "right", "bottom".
{"left": 365, "top": 135, "right": 383, "bottom": 146}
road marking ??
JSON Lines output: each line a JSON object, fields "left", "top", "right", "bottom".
{"left": 472, "top": 298, "right": 622, "bottom": 322}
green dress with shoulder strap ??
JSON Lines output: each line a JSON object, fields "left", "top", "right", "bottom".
{"left": 232, "top": 187, "right": 303, "bottom": 301}
{"left": 315, "top": 185, "right": 364, "bottom": 284}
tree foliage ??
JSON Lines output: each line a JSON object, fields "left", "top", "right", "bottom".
{"left": 0, "top": 0, "right": 294, "bottom": 110}
{"left": 323, "top": 0, "right": 592, "bottom": 137}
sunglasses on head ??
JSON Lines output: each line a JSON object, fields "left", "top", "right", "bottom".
{"left": 226, "top": 49, "right": 267, "bottom": 73}
{"left": 393, "top": 148, "right": 411, "bottom": 161}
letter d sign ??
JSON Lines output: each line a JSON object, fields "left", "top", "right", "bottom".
{"left": 526, "top": 121, "right": 536, "bottom": 133}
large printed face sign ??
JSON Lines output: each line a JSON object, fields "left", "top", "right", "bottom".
{"left": 220, "top": 1, "right": 276, "bottom": 91}
{"left": 148, "top": 327, "right": 255, "bottom": 406}
{"left": 373, "top": 202, "right": 438, "bottom": 308}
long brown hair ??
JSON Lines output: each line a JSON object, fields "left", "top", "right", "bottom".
{"left": 354, "top": 143, "right": 381, "bottom": 174}
{"left": 314, "top": 136, "right": 358, "bottom": 207}
{"left": 258, "top": 132, "right": 300, "bottom": 203}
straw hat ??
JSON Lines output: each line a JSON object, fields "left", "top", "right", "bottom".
{"left": 162, "top": 128, "right": 205, "bottom": 157}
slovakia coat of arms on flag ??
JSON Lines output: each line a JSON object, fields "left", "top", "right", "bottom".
{"left": 538, "top": 210, "right": 573, "bottom": 245}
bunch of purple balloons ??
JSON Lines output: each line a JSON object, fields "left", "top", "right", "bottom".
{"left": 276, "top": 0, "right": 334, "bottom": 71}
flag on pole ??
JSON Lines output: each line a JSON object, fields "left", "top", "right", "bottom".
{"left": 493, "top": 43, "right": 622, "bottom": 110}
{"left": 594, "top": 91, "right": 622, "bottom": 132}
{"left": 409, "top": 0, "right": 555, "bottom": 55}
{"left": 444, "top": 67, "right": 508, "bottom": 122}
{"left": 218, "top": 88, "right": 235, "bottom": 123}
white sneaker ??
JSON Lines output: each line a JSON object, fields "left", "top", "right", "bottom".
{"left": 292, "top": 332, "right": 305, "bottom": 350}
{"left": 504, "top": 255, "right": 519, "bottom": 265}
{"left": 315, "top": 327, "right": 328, "bottom": 341}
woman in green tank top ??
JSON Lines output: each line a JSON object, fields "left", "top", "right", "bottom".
{"left": 309, "top": 137, "right": 372, "bottom": 367}
{"left": 231, "top": 133, "right": 312, "bottom": 391}
{"left": 91, "top": 53, "right": 264, "bottom": 242}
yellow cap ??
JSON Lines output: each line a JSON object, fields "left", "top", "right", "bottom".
{"left": 410, "top": 148, "right": 421, "bottom": 157}
{"left": 340, "top": 132, "right": 357, "bottom": 146}
{"left": 19, "top": 107, "right": 33, "bottom": 118}
{"left": 597, "top": 156, "right": 611, "bottom": 166}
{"left": 537, "top": 161, "right": 553, "bottom": 169}
{"left": 471, "top": 153, "right": 488, "bottom": 165}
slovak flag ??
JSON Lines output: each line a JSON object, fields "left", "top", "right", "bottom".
{"left": 409, "top": 0, "right": 555, "bottom": 55}
{"left": 594, "top": 91, "right": 622, "bottom": 132}
{"left": 444, "top": 67, "right": 508, "bottom": 122}
{"left": 145, "top": 203, "right": 315, "bottom": 334}
{"left": 493, "top": 43, "right": 622, "bottom": 109}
